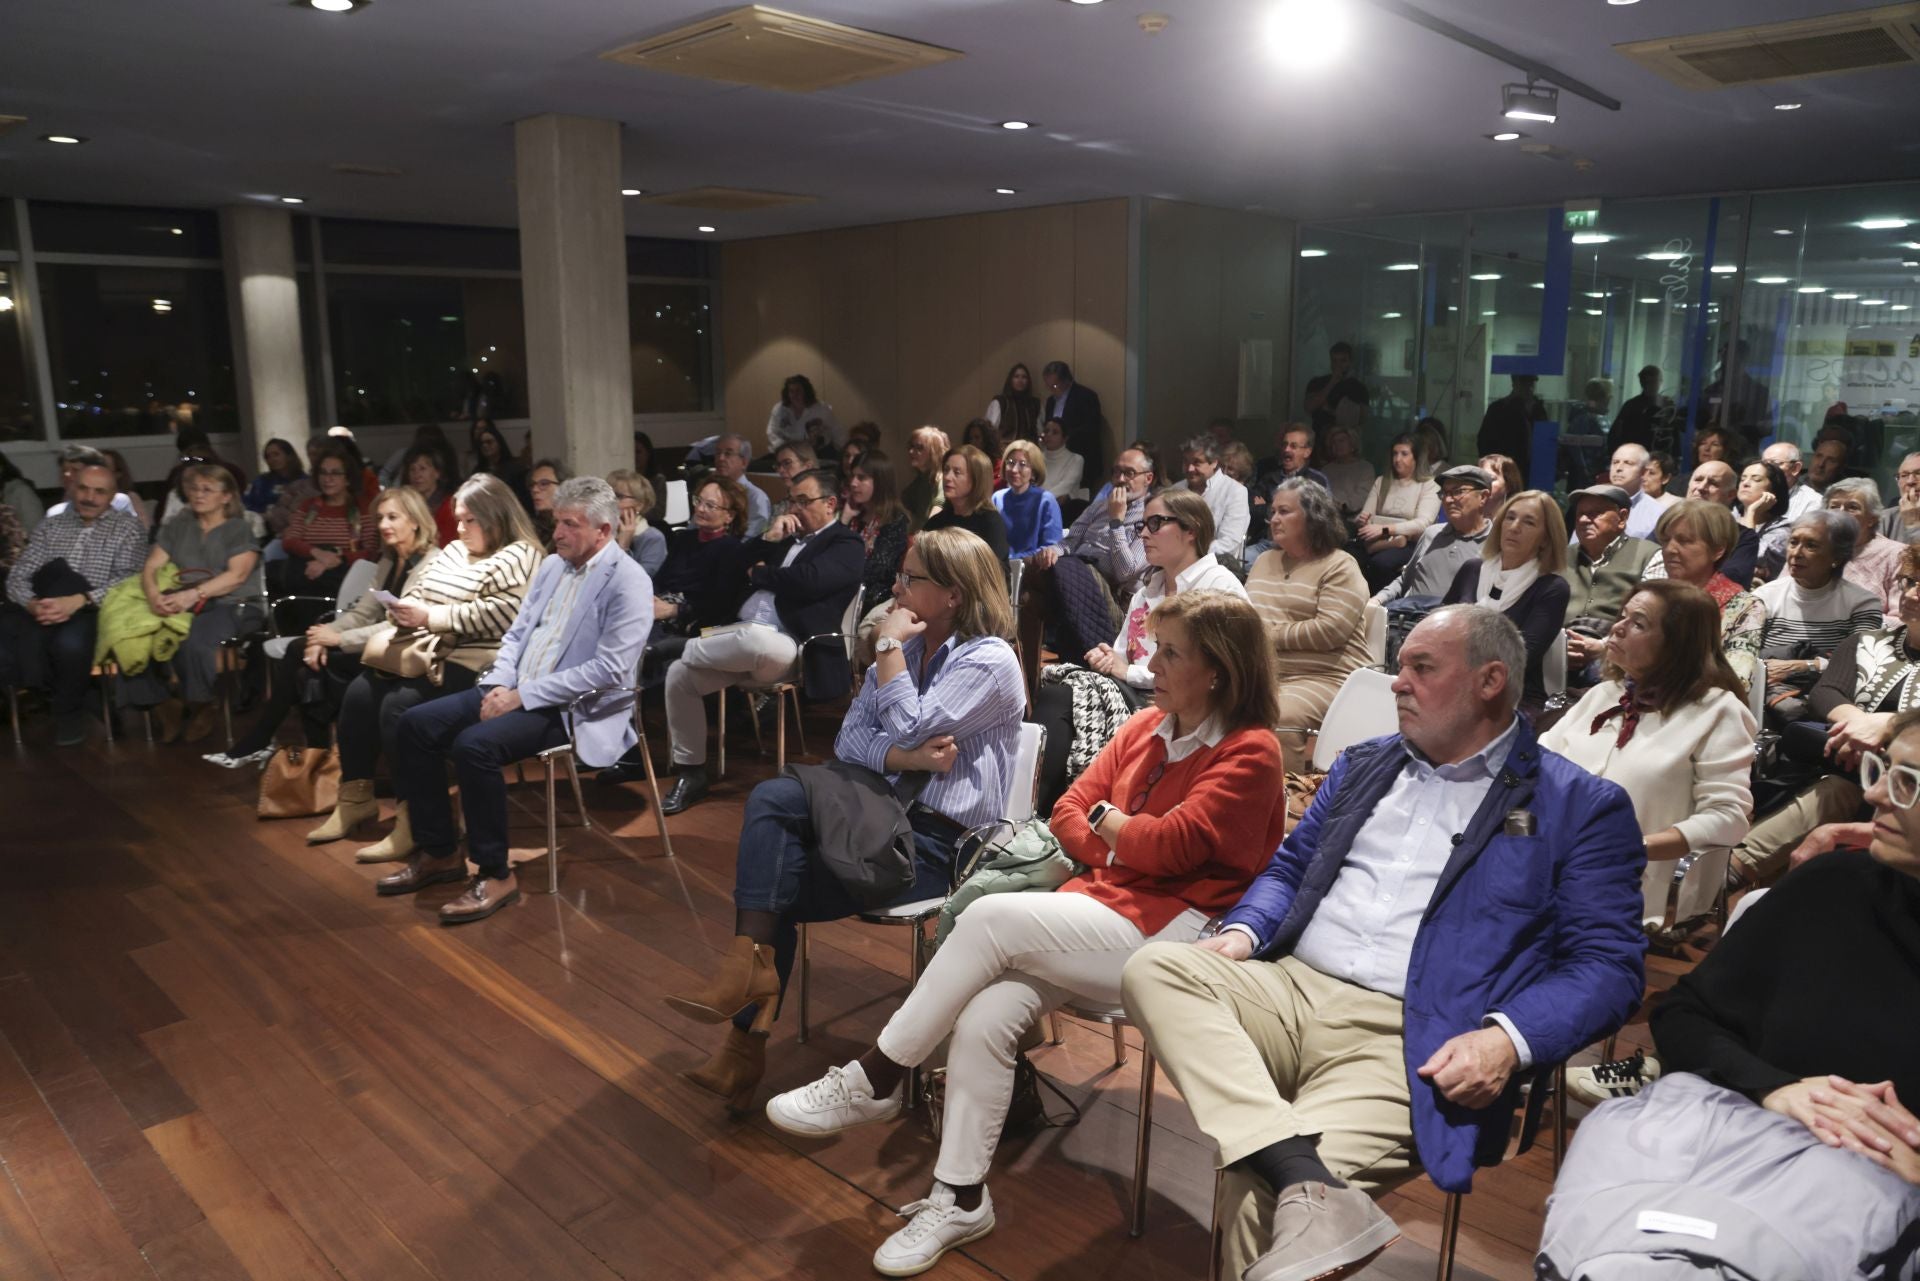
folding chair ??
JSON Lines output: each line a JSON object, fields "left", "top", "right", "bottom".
{"left": 522, "top": 680, "right": 676, "bottom": 894}
{"left": 715, "top": 587, "right": 865, "bottom": 778}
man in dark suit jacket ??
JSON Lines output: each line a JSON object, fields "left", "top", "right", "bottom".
{"left": 1041, "top": 360, "right": 1106, "bottom": 482}
{"left": 660, "top": 468, "right": 864, "bottom": 814}
{"left": 1477, "top": 373, "right": 1542, "bottom": 484}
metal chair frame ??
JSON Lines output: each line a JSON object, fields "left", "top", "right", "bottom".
{"left": 714, "top": 589, "right": 865, "bottom": 778}
{"left": 1051, "top": 1000, "right": 1157, "bottom": 1238}
{"left": 8, "top": 661, "right": 128, "bottom": 748}
{"left": 517, "top": 682, "right": 676, "bottom": 893}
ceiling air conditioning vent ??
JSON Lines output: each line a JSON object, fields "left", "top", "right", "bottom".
{"left": 1616, "top": 2, "right": 1920, "bottom": 89}
{"left": 331, "top": 162, "right": 405, "bottom": 177}
{"left": 639, "top": 187, "right": 816, "bottom": 211}
{"left": 602, "top": 5, "right": 962, "bottom": 93}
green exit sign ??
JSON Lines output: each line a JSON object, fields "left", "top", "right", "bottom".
{"left": 1564, "top": 208, "right": 1599, "bottom": 231}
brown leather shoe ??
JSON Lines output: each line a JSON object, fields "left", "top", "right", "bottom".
{"left": 439, "top": 874, "right": 520, "bottom": 924}
{"left": 181, "top": 702, "right": 218, "bottom": 744}
{"left": 375, "top": 851, "right": 467, "bottom": 897}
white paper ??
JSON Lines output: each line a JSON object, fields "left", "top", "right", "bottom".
{"left": 370, "top": 589, "right": 401, "bottom": 607}
{"left": 1635, "top": 1210, "right": 1718, "bottom": 1240}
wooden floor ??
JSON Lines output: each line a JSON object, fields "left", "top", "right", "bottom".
{"left": 0, "top": 698, "right": 1680, "bottom": 1281}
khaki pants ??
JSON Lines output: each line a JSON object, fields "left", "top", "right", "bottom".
{"left": 1121, "top": 944, "right": 1416, "bottom": 1279}
{"left": 663, "top": 623, "right": 799, "bottom": 767}
{"left": 1731, "top": 774, "right": 1862, "bottom": 885}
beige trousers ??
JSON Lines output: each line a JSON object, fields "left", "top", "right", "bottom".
{"left": 1731, "top": 774, "right": 1862, "bottom": 885}
{"left": 1121, "top": 944, "right": 1417, "bottom": 1279}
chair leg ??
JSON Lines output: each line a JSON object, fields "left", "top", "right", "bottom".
{"left": 797, "top": 921, "right": 811, "bottom": 1045}
{"left": 1207, "top": 1167, "right": 1224, "bottom": 1281}
{"left": 6, "top": 686, "right": 19, "bottom": 748}
{"left": 1109, "top": 1021, "right": 1127, "bottom": 1069}
{"left": 221, "top": 670, "right": 235, "bottom": 749}
{"left": 1130, "top": 1048, "right": 1156, "bottom": 1238}
{"left": 636, "top": 726, "right": 675, "bottom": 858}
{"left": 565, "top": 752, "right": 590, "bottom": 830}
{"left": 905, "top": 920, "right": 925, "bottom": 1111}
{"left": 775, "top": 686, "right": 786, "bottom": 773}
{"left": 1434, "top": 1191, "right": 1462, "bottom": 1281}
{"left": 542, "top": 752, "right": 560, "bottom": 895}
{"left": 788, "top": 686, "right": 806, "bottom": 757}
{"left": 98, "top": 670, "right": 114, "bottom": 745}
{"left": 1048, "top": 1011, "right": 1065, "bottom": 1045}
{"left": 716, "top": 686, "right": 727, "bottom": 779}
{"left": 1551, "top": 1062, "right": 1568, "bottom": 1176}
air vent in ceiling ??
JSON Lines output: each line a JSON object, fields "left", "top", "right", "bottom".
{"left": 639, "top": 187, "right": 816, "bottom": 211}
{"left": 601, "top": 5, "right": 962, "bottom": 93}
{"left": 0, "top": 115, "right": 26, "bottom": 139}
{"left": 330, "top": 162, "right": 405, "bottom": 177}
{"left": 1616, "top": 1, "right": 1920, "bottom": 90}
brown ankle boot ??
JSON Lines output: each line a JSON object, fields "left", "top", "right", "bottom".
{"left": 153, "top": 698, "right": 185, "bottom": 743}
{"left": 663, "top": 935, "right": 781, "bottom": 1025}
{"left": 181, "top": 702, "right": 218, "bottom": 744}
{"left": 684, "top": 1026, "right": 768, "bottom": 1113}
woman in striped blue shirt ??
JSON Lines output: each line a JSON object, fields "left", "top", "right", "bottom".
{"left": 665, "top": 526, "right": 1026, "bottom": 1111}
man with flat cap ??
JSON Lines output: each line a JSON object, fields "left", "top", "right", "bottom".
{"left": 1371, "top": 464, "right": 1495, "bottom": 608}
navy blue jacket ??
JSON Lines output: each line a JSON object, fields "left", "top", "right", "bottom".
{"left": 1219, "top": 717, "right": 1646, "bottom": 1191}
{"left": 744, "top": 520, "right": 864, "bottom": 700}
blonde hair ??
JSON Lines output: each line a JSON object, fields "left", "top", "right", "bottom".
{"left": 1655, "top": 497, "right": 1740, "bottom": 564}
{"left": 1481, "top": 490, "right": 1568, "bottom": 574}
{"left": 453, "top": 472, "right": 540, "bottom": 555}
{"left": 911, "top": 425, "right": 951, "bottom": 472}
{"left": 1149, "top": 590, "right": 1281, "bottom": 736}
{"left": 606, "top": 468, "right": 656, "bottom": 518}
{"left": 1000, "top": 439, "right": 1046, "bottom": 485}
{"left": 1220, "top": 441, "right": 1256, "bottom": 483}
{"left": 912, "top": 526, "right": 1016, "bottom": 642}
{"left": 181, "top": 463, "right": 242, "bottom": 521}
{"left": 374, "top": 486, "right": 439, "bottom": 556}
{"left": 944, "top": 446, "right": 996, "bottom": 516}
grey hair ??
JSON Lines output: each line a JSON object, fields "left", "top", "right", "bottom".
{"left": 1271, "top": 477, "right": 1347, "bottom": 557}
{"left": 717, "top": 433, "right": 752, "bottom": 457}
{"left": 1827, "top": 476, "right": 1883, "bottom": 518}
{"left": 1793, "top": 509, "right": 1859, "bottom": 568}
{"left": 553, "top": 476, "right": 619, "bottom": 530}
{"left": 1764, "top": 441, "right": 1803, "bottom": 464}
{"left": 60, "top": 444, "right": 108, "bottom": 467}
{"left": 1421, "top": 604, "right": 1526, "bottom": 713}
{"left": 1612, "top": 442, "right": 1649, "bottom": 466}
{"left": 1182, "top": 435, "right": 1223, "bottom": 464}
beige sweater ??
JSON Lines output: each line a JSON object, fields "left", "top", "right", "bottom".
{"left": 360, "top": 539, "right": 540, "bottom": 674}
{"left": 1245, "top": 548, "right": 1372, "bottom": 686}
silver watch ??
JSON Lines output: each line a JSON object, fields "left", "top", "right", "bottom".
{"left": 874, "top": 637, "right": 904, "bottom": 655}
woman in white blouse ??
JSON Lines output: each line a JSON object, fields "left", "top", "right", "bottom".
{"left": 764, "top": 374, "right": 844, "bottom": 457}
{"left": 1037, "top": 417, "right": 1085, "bottom": 502}
{"left": 1318, "top": 424, "right": 1376, "bottom": 517}
{"left": 1541, "top": 580, "right": 1756, "bottom": 927}
{"left": 1352, "top": 433, "right": 1440, "bottom": 591}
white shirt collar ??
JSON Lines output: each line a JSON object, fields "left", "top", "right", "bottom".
{"left": 1403, "top": 714, "right": 1522, "bottom": 782}
{"left": 1174, "top": 556, "right": 1224, "bottom": 591}
{"left": 565, "top": 539, "right": 617, "bottom": 577}
{"left": 1155, "top": 711, "right": 1226, "bottom": 762}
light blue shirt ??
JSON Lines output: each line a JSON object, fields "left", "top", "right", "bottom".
{"left": 517, "top": 541, "right": 615, "bottom": 683}
{"left": 743, "top": 481, "right": 771, "bottom": 540}
{"left": 1623, "top": 488, "right": 1674, "bottom": 540}
{"left": 736, "top": 528, "right": 814, "bottom": 632}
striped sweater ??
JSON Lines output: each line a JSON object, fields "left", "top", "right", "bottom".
{"left": 405, "top": 539, "right": 541, "bottom": 672}
{"left": 1246, "top": 548, "right": 1373, "bottom": 685}
{"left": 281, "top": 496, "right": 379, "bottom": 562}
{"left": 1754, "top": 573, "right": 1881, "bottom": 662}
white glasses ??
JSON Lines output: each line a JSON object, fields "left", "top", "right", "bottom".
{"left": 1861, "top": 750, "right": 1920, "bottom": 810}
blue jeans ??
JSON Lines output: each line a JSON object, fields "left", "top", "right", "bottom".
{"left": 394, "top": 685, "right": 569, "bottom": 879}
{"left": 730, "top": 774, "right": 959, "bottom": 1030}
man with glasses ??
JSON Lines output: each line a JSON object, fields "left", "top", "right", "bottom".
{"left": 1370, "top": 465, "right": 1495, "bottom": 609}
{"left": 527, "top": 458, "right": 568, "bottom": 549}
{"left": 713, "top": 433, "right": 771, "bottom": 539}
{"left": 659, "top": 468, "right": 865, "bottom": 815}
{"left": 1881, "top": 452, "right": 1920, "bottom": 542}
{"left": 1762, "top": 441, "right": 1823, "bottom": 522}
{"left": 1248, "top": 424, "right": 1330, "bottom": 566}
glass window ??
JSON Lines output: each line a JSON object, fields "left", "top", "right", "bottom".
{"left": 627, "top": 236, "right": 714, "bottom": 279}
{"left": 630, "top": 282, "right": 714, "bottom": 414}
{"left": 29, "top": 202, "right": 220, "bottom": 258}
{"left": 319, "top": 218, "right": 520, "bottom": 270}
{"left": 39, "top": 263, "right": 236, "bottom": 439}
{"left": 325, "top": 273, "right": 525, "bottom": 426}
{"left": 0, "top": 264, "right": 33, "bottom": 440}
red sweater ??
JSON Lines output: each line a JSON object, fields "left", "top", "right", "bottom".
{"left": 282, "top": 496, "right": 378, "bottom": 562}
{"left": 1051, "top": 709, "right": 1289, "bottom": 936}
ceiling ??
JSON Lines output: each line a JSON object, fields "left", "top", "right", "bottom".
{"left": 4, "top": 0, "right": 1920, "bottom": 242}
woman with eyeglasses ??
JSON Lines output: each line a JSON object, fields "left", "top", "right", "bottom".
{"left": 272, "top": 442, "right": 378, "bottom": 601}
{"left": 1828, "top": 478, "right": 1906, "bottom": 620}
{"left": 648, "top": 477, "right": 754, "bottom": 646}
{"left": 756, "top": 591, "right": 1287, "bottom": 1275}
{"left": 990, "top": 438, "right": 1064, "bottom": 562}
{"left": 1539, "top": 709, "right": 1920, "bottom": 1275}
{"left": 923, "top": 445, "right": 1011, "bottom": 561}
{"left": 664, "top": 528, "right": 1024, "bottom": 1116}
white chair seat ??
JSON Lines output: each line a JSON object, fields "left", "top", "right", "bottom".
{"left": 857, "top": 896, "right": 945, "bottom": 924}
{"left": 263, "top": 636, "right": 296, "bottom": 661}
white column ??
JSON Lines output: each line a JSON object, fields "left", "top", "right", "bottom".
{"left": 514, "top": 113, "right": 631, "bottom": 480}
{"left": 219, "top": 205, "right": 311, "bottom": 464}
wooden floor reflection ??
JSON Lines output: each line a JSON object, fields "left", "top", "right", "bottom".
{"left": 0, "top": 700, "right": 1665, "bottom": 1280}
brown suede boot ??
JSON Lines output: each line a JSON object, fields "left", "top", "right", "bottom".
{"left": 684, "top": 1026, "right": 769, "bottom": 1113}
{"left": 355, "top": 801, "right": 415, "bottom": 863}
{"left": 181, "top": 702, "right": 218, "bottom": 744}
{"left": 153, "top": 698, "right": 185, "bottom": 743}
{"left": 308, "top": 778, "right": 378, "bottom": 844}
{"left": 663, "top": 935, "right": 781, "bottom": 1025}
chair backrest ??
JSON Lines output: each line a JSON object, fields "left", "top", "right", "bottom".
{"left": 1747, "top": 667, "right": 1765, "bottom": 722}
{"left": 836, "top": 587, "right": 864, "bottom": 660}
{"left": 1007, "top": 722, "right": 1046, "bottom": 822}
{"left": 1362, "top": 600, "right": 1387, "bottom": 667}
{"left": 1543, "top": 629, "right": 1567, "bottom": 698}
{"left": 663, "top": 478, "right": 690, "bottom": 527}
{"left": 336, "top": 558, "right": 379, "bottom": 613}
{"left": 1311, "top": 667, "right": 1398, "bottom": 771}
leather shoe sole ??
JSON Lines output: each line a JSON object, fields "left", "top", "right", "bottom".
{"left": 376, "top": 863, "right": 467, "bottom": 897}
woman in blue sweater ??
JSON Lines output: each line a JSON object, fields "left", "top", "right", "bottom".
{"left": 991, "top": 438, "right": 1064, "bottom": 561}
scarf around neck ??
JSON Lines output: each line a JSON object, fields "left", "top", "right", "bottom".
{"left": 1476, "top": 557, "right": 1541, "bottom": 614}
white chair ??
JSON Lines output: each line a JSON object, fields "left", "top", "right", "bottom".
{"left": 522, "top": 680, "right": 676, "bottom": 893}
{"left": 1304, "top": 667, "right": 1399, "bottom": 771}
{"left": 1362, "top": 600, "right": 1387, "bottom": 668}
{"left": 793, "top": 721, "right": 1047, "bottom": 1064}
{"left": 1543, "top": 630, "right": 1568, "bottom": 701}
{"left": 663, "top": 478, "right": 690, "bottom": 527}
{"left": 715, "top": 588, "right": 865, "bottom": 778}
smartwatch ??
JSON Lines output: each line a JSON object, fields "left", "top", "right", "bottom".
{"left": 1087, "top": 800, "right": 1116, "bottom": 833}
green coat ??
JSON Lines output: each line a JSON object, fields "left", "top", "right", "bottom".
{"left": 94, "top": 563, "right": 192, "bottom": 674}
{"left": 933, "top": 819, "right": 1084, "bottom": 946}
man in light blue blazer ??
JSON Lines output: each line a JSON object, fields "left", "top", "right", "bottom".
{"left": 380, "top": 476, "right": 653, "bottom": 923}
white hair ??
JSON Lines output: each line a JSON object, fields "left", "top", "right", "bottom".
{"left": 1763, "top": 441, "right": 1803, "bottom": 465}
{"left": 553, "top": 475, "right": 618, "bottom": 529}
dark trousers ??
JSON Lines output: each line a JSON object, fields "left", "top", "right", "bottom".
{"left": 394, "top": 685, "right": 569, "bottom": 879}
{"left": 0, "top": 603, "right": 98, "bottom": 716}
{"left": 729, "top": 775, "right": 959, "bottom": 1031}
{"left": 335, "top": 664, "right": 478, "bottom": 782}
{"left": 1360, "top": 539, "right": 1414, "bottom": 593}
{"left": 232, "top": 645, "right": 359, "bottom": 756}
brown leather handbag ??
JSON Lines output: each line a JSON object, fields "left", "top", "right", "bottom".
{"left": 359, "top": 625, "right": 443, "bottom": 683}
{"left": 257, "top": 745, "right": 341, "bottom": 819}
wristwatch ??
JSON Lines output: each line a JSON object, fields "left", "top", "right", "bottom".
{"left": 875, "top": 636, "right": 904, "bottom": 656}
{"left": 1086, "top": 800, "right": 1116, "bottom": 833}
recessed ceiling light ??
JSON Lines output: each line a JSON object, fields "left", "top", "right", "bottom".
{"left": 1530, "top": 282, "right": 1546, "bottom": 289}
{"left": 1906, "top": 261, "right": 1920, "bottom": 268}
{"left": 0, "top": 297, "right": 13, "bottom": 313}
{"left": 1381, "top": 312, "right": 1403, "bottom": 319}
{"left": 1638, "top": 297, "right": 1660, "bottom": 304}
{"left": 1861, "top": 299, "right": 1889, "bottom": 306}
{"left": 1772, "top": 228, "right": 1796, "bottom": 236}
{"left": 1710, "top": 264, "right": 1737, "bottom": 274}
{"left": 1755, "top": 276, "right": 1790, "bottom": 284}
{"left": 169, "top": 227, "right": 183, "bottom": 236}
{"left": 1895, "top": 304, "right": 1913, "bottom": 311}
{"left": 1489, "top": 132, "right": 1523, "bottom": 142}
{"left": 1797, "top": 285, "right": 1827, "bottom": 293}
{"left": 1607, "top": 0, "right": 1640, "bottom": 5}
{"left": 1299, "top": 248, "right": 1328, "bottom": 258}
{"left": 1469, "top": 272, "right": 1501, "bottom": 281}
{"left": 1641, "top": 251, "right": 1685, "bottom": 261}
{"left": 1065, "top": 0, "right": 1104, "bottom": 5}
{"left": 1570, "top": 232, "right": 1613, "bottom": 245}
{"left": 1773, "top": 102, "right": 1802, "bottom": 111}
{"left": 280, "top": 196, "right": 305, "bottom": 204}
{"left": 1832, "top": 293, "right": 1859, "bottom": 300}
{"left": 151, "top": 298, "right": 172, "bottom": 313}
{"left": 41, "top": 134, "right": 86, "bottom": 145}
{"left": 1447, "top": 305, "right": 1459, "bottom": 311}
{"left": 697, "top": 225, "right": 716, "bottom": 233}
{"left": 999, "top": 120, "right": 1033, "bottom": 130}
{"left": 1384, "top": 262, "right": 1419, "bottom": 271}
{"left": 621, "top": 188, "right": 642, "bottom": 196}
{"left": 994, "top": 187, "right": 1017, "bottom": 195}
{"left": 1902, "top": 241, "right": 1920, "bottom": 250}
{"left": 1584, "top": 308, "right": 1603, "bottom": 315}
{"left": 1482, "top": 310, "right": 1498, "bottom": 317}
{"left": 1584, "top": 290, "right": 1607, "bottom": 298}
{"left": 306, "top": 0, "right": 362, "bottom": 9}
{"left": 1859, "top": 217, "right": 1911, "bottom": 230}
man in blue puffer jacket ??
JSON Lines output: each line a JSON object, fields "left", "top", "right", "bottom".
{"left": 1123, "top": 605, "right": 1647, "bottom": 1281}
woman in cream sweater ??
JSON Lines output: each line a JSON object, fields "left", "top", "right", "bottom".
{"left": 1541, "top": 580, "right": 1756, "bottom": 928}
{"left": 1246, "top": 477, "right": 1372, "bottom": 772}
{"left": 1352, "top": 434, "right": 1440, "bottom": 591}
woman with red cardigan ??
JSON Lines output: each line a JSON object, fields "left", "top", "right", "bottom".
{"left": 759, "top": 589, "right": 1288, "bottom": 1277}
{"left": 275, "top": 441, "right": 378, "bottom": 599}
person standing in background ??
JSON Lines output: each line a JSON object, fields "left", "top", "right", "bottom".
{"left": 1041, "top": 361, "right": 1105, "bottom": 483}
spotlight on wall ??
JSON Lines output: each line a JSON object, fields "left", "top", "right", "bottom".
{"left": 1502, "top": 82, "right": 1559, "bottom": 123}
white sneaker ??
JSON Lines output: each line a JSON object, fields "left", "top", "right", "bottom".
{"left": 872, "top": 1182, "right": 994, "bottom": 1277}
{"left": 765, "top": 1060, "right": 903, "bottom": 1137}
{"left": 1566, "top": 1050, "right": 1661, "bottom": 1107}
{"left": 203, "top": 748, "right": 274, "bottom": 769}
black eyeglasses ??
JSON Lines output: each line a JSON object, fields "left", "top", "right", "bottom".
{"left": 789, "top": 492, "right": 833, "bottom": 507}
{"left": 1142, "top": 514, "right": 1187, "bottom": 534}
{"left": 895, "top": 569, "right": 937, "bottom": 589}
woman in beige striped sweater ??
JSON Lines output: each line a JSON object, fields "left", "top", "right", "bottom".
{"left": 1246, "top": 477, "right": 1372, "bottom": 772}
{"left": 306, "top": 474, "right": 543, "bottom": 855}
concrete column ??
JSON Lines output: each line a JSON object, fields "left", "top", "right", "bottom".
{"left": 514, "top": 113, "right": 631, "bottom": 480}
{"left": 219, "top": 205, "right": 311, "bottom": 464}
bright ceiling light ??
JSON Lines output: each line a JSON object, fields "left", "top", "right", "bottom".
{"left": 1772, "top": 228, "right": 1796, "bottom": 236}
{"left": 1894, "top": 304, "right": 1913, "bottom": 311}
{"left": 1710, "top": 264, "right": 1737, "bottom": 274}
{"left": 1469, "top": 272, "right": 1501, "bottom": 281}
{"left": 1903, "top": 241, "right": 1920, "bottom": 250}
{"left": 1267, "top": 0, "right": 1349, "bottom": 67}
{"left": 1773, "top": 102, "right": 1802, "bottom": 111}
{"left": 1638, "top": 297, "right": 1660, "bottom": 304}
{"left": 1756, "top": 276, "right": 1790, "bottom": 284}
{"left": 621, "top": 188, "right": 642, "bottom": 196}
{"left": 1384, "top": 262, "right": 1419, "bottom": 271}
{"left": 1797, "top": 285, "right": 1827, "bottom": 293}
{"left": 1641, "top": 251, "right": 1685, "bottom": 261}
{"left": 279, "top": 196, "right": 304, "bottom": 204}
{"left": 1585, "top": 308, "right": 1604, "bottom": 315}
{"left": 697, "top": 225, "right": 716, "bottom": 234}
{"left": 1530, "top": 282, "right": 1546, "bottom": 289}
{"left": 151, "top": 299, "right": 172, "bottom": 313}
{"left": 999, "top": 120, "right": 1033, "bottom": 130}
{"left": 1857, "top": 217, "right": 1910, "bottom": 229}
{"left": 994, "top": 187, "right": 1017, "bottom": 195}
{"left": 1861, "top": 299, "right": 1889, "bottom": 306}
{"left": 0, "top": 296, "right": 13, "bottom": 313}
{"left": 1298, "top": 248, "right": 1328, "bottom": 258}
{"left": 1381, "top": 312, "right": 1403, "bottom": 319}
{"left": 1584, "top": 290, "right": 1607, "bottom": 298}
{"left": 1502, "top": 82, "right": 1559, "bottom": 123}
{"left": 1490, "top": 132, "right": 1523, "bottom": 142}
{"left": 1065, "top": 0, "right": 1105, "bottom": 5}
{"left": 1832, "top": 293, "right": 1859, "bottom": 300}
{"left": 169, "top": 227, "right": 183, "bottom": 235}
{"left": 1570, "top": 232, "right": 1613, "bottom": 245}
{"left": 1606, "top": 0, "right": 1640, "bottom": 5}
{"left": 41, "top": 134, "right": 86, "bottom": 145}
{"left": 1482, "top": 310, "right": 1498, "bottom": 317}
{"left": 307, "top": 0, "right": 361, "bottom": 10}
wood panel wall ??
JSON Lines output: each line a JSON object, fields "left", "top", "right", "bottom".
{"left": 721, "top": 199, "right": 1129, "bottom": 460}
